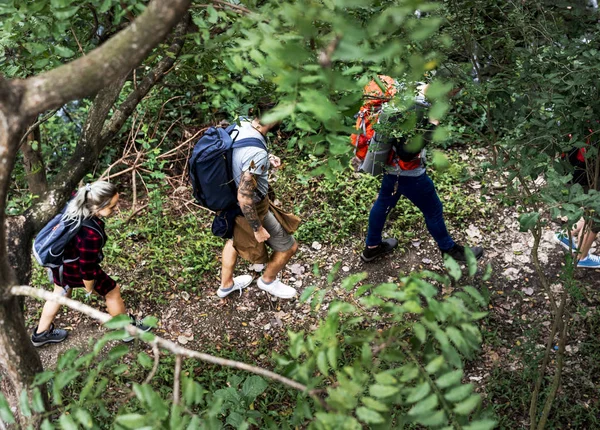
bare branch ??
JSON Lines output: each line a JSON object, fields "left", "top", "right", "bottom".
{"left": 18, "top": 109, "right": 60, "bottom": 149}
{"left": 19, "top": 0, "right": 192, "bottom": 117}
{"left": 11, "top": 286, "right": 324, "bottom": 403}
{"left": 173, "top": 355, "right": 182, "bottom": 406}
{"left": 146, "top": 344, "right": 161, "bottom": 385}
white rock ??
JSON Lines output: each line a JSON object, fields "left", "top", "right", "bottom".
{"left": 250, "top": 264, "right": 265, "bottom": 272}
{"left": 522, "top": 287, "right": 534, "bottom": 296}
{"left": 342, "top": 266, "right": 350, "bottom": 272}
{"left": 289, "top": 263, "right": 305, "bottom": 275}
{"left": 312, "top": 241, "right": 322, "bottom": 250}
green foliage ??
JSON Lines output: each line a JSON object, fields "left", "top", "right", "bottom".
{"left": 277, "top": 263, "right": 493, "bottom": 428}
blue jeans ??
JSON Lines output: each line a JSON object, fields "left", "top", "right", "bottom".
{"left": 366, "top": 173, "right": 455, "bottom": 251}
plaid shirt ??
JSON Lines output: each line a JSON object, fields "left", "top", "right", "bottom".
{"left": 51, "top": 218, "right": 112, "bottom": 291}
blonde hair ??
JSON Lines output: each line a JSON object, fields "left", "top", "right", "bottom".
{"left": 62, "top": 181, "right": 117, "bottom": 227}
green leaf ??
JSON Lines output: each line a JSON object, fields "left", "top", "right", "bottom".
{"left": 59, "top": 413, "right": 78, "bottom": 430}
{"left": 104, "top": 314, "right": 132, "bottom": 329}
{"left": 116, "top": 414, "right": 147, "bottom": 428}
{"left": 417, "top": 409, "right": 446, "bottom": 426}
{"left": 482, "top": 263, "right": 492, "bottom": 281}
{"left": 54, "top": 45, "right": 75, "bottom": 58}
{"left": 33, "top": 371, "right": 55, "bottom": 386}
{"left": 463, "top": 286, "right": 486, "bottom": 307}
{"left": 41, "top": 418, "right": 55, "bottom": 430}
{"left": 109, "top": 344, "right": 129, "bottom": 360}
{"left": 431, "top": 150, "right": 450, "bottom": 172}
{"left": 453, "top": 394, "right": 481, "bottom": 415}
{"left": 317, "top": 350, "right": 329, "bottom": 375}
{"left": 518, "top": 212, "right": 540, "bottom": 232}
{"left": 137, "top": 352, "right": 153, "bottom": 369}
{"left": 300, "top": 285, "right": 317, "bottom": 302}
{"left": 425, "top": 355, "right": 445, "bottom": 374}
{"left": 0, "top": 392, "right": 15, "bottom": 424}
{"left": 369, "top": 384, "right": 400, "bottom": 398}
{"left": 32, "top": 387, "right": 46, "bottom": 413}
{"left": 436, "top": 369, "right": 463, "bottom": 389}
{"left": 464, "top": 246, "right": 477, "bottom": 276}
{"left": 361, "top": 396, "right": 389, "bottom": 412}
{"left": 374, "top": 372, "right": 397, "bottom": 385}
{"left": 55, "top": 370, "right": 79, "bottom": 390}
{"left": 444, "top": 384, "right": 474, "bottom": 403}
{"left": 142, "top": 316, "right": 158, "bottom": 328}
{"left": 444, "top": 255, "right": 461, "bottom": 281}
{"left": 408, "top": 393, "right": 438, "bottom": 416}
{"left": 98, "top": 0, "right": 112, "bottom": 13}
{"left": 327, "top": 345, "right": 339, "bottom": 370}
{"left": 75, "top": 408, "right": 93, "bottom": 429}
{"left": 19, "top": 389, "right": 32, "bottom": 417}
{"left": 406, "top": 381, "right": 430, "bottom": 403}
{"left": 463, "top": 419, "right": 498, "bottom": 430}
{"left": 341, "top": 272, "right": 368, "bottom": 291}
{"left": 413, "top": 322, "right": 426, "bottom": 344}
{"left": 241, "top": 376, "right": 268, "bottom": 403}
{"left": 356, "top": 406, "right": 385, "bottom": 424}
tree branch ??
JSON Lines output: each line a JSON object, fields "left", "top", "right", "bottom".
{"left": 28, "top": 14, "right": 190, "bottom": 232}
{"left": 101, "top": 15, "right": 190, "bottom": 140}
{"left": 173, "top": 355, "right": 182, "bottom": 406}
{"left": 11, "top": 286, "right": 325, "bottom": 405}
{"left": 18, "top": 0, "right": 192, "bottom": 117}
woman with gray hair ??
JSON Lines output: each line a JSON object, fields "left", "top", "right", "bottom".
{"left": 32, "top": 181, "right": 150, "bottom": 346}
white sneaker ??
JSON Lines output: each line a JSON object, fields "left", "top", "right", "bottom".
{"left": 217, "top": 275, "right": 253, "bottom": 298}
{"left": 257, "top": 278, "right": 297, "bottom": 299}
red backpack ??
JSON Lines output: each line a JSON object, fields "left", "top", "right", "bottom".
{"left": 350, "top": 76, "right": 397, "bottom": 160}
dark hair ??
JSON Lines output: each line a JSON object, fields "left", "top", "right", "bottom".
{"left": 252, "top": 97, "right": 277, "bottom": 119}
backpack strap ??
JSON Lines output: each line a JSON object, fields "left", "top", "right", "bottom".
{"left": 80, "top": 218, "right": 107, "bottom": 247}
{"left": 227, "top": 137, "right": 269, "bottom": 203}
{"left": 231, "top": 137, "right": 267, "bottom": 151}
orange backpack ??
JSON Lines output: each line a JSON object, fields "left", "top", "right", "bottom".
{"left": 350, "top": 76, "right": 397, "bottom": 160}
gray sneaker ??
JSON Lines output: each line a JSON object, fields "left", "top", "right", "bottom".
{"left": 123, "top": 315, "right": 153, "bottom": 343}
{"left": 31, "top": 323, "right": 68, "bottom": 347}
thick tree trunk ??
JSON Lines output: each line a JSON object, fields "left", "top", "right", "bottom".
{"left": 0, "top": 79, "right": 44, "bottom": 426}
{"left": 0, "top": 4, "right": 191, "bottom": 424}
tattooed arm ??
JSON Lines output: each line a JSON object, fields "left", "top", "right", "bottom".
{"left": 238, "top": 171, "right": 270, "bottom": 243}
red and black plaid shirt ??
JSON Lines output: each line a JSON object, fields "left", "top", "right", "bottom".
{"left": 51, "top": 218, "right": 116, "bottom": 296}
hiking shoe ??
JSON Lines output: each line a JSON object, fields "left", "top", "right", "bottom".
{"left": 217, "top": 275, "right": 253, "bottom": 298}
{"left": 361, "top": 238, "right": 399, "bottom": 263}
{"left": 442, "top": 244, "right": 484, "bottom": 262}
{"left": 257, "top": 278, "right": 297, "bottom": 299}
{"left": 577, "top": 253, "right": 600, "bottom": 269}
{"left": 31, "top": 323, "right": 68, "bottom": 347}
{"left": 554, "top": 232, "right": 577, "bottom": 251}
{"left": 123, "top": 315, "right": 153, "bottom": 343}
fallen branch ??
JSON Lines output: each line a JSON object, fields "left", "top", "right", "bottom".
{"left": 173, "top": 355, "right": 182, "bottom": 406}
{"left": 11, "top": 285, "right": 326, "bottom": 408}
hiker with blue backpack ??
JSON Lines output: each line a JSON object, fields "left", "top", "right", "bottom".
{"left": 32, "top": 181, "right": 151, "bottom": 346}
{"left": 352, "top": 78, "right": 485, "bottom": 264}
{"left": 189, "top": 103, "right": 300, "bottom": 299}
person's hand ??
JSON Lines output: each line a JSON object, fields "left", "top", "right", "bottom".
{"left": 268, "top": 154, "right": 281, "bottom": 169}
{"left": 254, "top": 226, "right": 270, "bottom": 243}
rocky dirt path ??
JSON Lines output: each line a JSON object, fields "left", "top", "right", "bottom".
{"left": 30, "top": 203, "right": 600, "bottom": 375}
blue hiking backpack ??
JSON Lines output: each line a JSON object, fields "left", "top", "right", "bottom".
{"left": 33, "top": 204, "right": 105, "bottom": 268}
{"left": 188, "top": 124, "right": 266, "bottom": 211}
